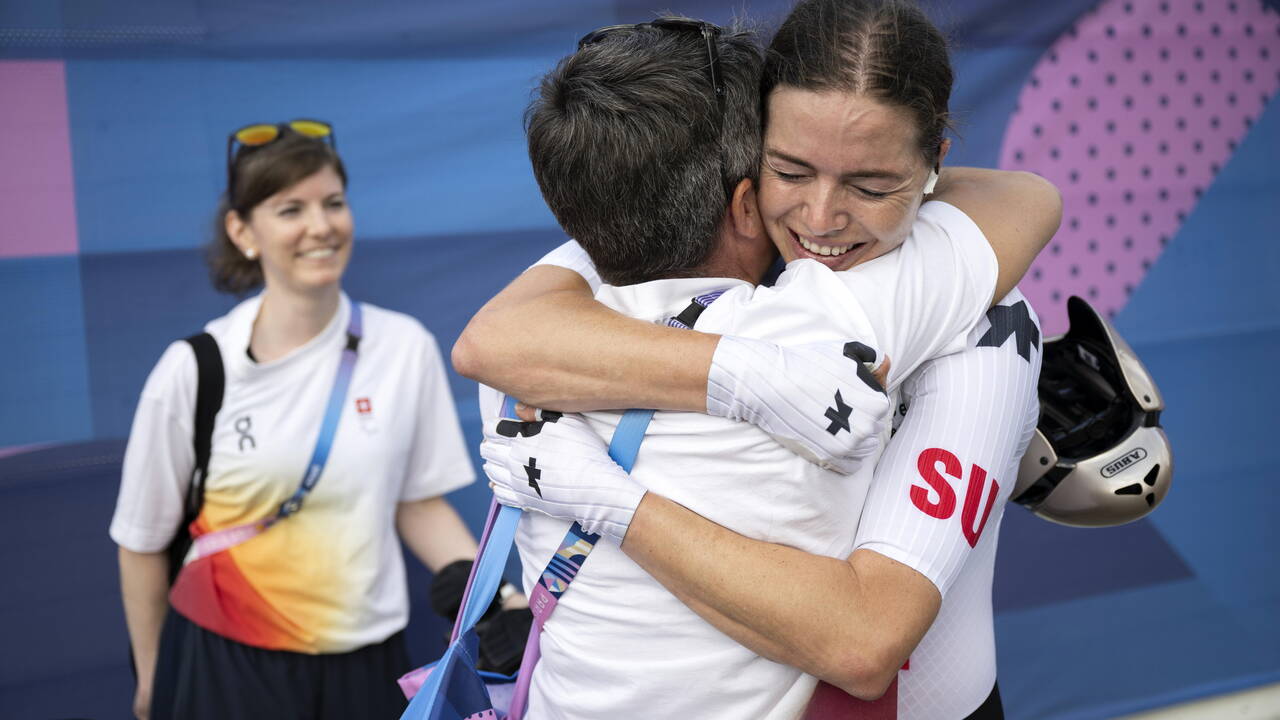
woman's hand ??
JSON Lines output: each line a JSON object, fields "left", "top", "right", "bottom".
{"left": 133, "top": 682, "right": 152, "bottom": 720}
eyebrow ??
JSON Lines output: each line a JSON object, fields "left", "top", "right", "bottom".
{"left": 266, "top": 191, "right": 345, "bottom": 206}
{"left": 765, "top": 148, "right": 907, "bottom": 183}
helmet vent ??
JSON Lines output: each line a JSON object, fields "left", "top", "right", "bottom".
{"left": 1144, "top": 465, "right": 1160, "bottom": 487}
{"left": 1116, "top": 464, "right": 1162, "bottom": 506}
{"left": 1144, "top": 464, "right": 1161, "bottom": 506}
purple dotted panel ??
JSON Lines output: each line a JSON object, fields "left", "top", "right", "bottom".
{"left": 0, "top": 61, "right": 79, "bottom": 259}
{"left": 999, "top": 0, "right": 1280, "bottom": 334}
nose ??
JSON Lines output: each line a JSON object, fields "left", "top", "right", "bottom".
{"left": 803, "top": 180, "right": 848, "bottom": 236}
{"left": 304, "top": 204, "right": 333, "bottom": 238}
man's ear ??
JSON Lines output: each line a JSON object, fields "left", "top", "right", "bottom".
{"left": 728, "top": 178, "right": 763, "bottom": 240}
{"left": 725, "top": 177, "right": 777, "bottom": 282}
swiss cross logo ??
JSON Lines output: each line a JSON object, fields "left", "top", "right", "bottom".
{"left": 910, "top": 448, "right": 1000, "bottom": 548}
{"left": 355, "top": 397, "right": 372, "bottom": 415}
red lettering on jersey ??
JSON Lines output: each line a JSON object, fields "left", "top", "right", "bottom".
{"left": 911, "top": 448, "right": 960, "bottom": 519}
{"left": 961, "top": 463, "right": 1000, "bottom": 548}
{"left": 912, "top": 450, "right": 1002, "bottom": 546}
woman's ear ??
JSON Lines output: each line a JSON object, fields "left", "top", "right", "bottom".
{"left": 225, "top": 209, "right": 258, "bottom": 259}
{"left": 925, "top": 139, "right": 953, "bottom": 195}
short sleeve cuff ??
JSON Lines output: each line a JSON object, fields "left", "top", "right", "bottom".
{"left": 109, "top": 518, "right": 177, "bottom": 554}
{"left": 855, "top": 540, "right": 955, "bottom": 598}
{"left": 531, "top": 240, "right": 602, "bottom": 293}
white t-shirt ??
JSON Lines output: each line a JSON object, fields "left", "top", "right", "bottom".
{"left": 110, "top": 293, "right": 475, "bottom": 653}
{"left": 498, "top": 200, "right": 997, "bottom": 719}
{"left": 847, "top": 289, "right": 1041, "bottom": 719}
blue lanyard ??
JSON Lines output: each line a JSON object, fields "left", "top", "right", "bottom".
{"left": 273, "top": 301, "right": 363, "bottom": 522}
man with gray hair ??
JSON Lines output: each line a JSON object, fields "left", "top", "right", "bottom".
{"left": 524, "top": 17, "right": 771, "bottom": 287}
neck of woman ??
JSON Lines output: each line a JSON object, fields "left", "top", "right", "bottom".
{"left": 249, "top": 284, "right": 342, "bottom": 364}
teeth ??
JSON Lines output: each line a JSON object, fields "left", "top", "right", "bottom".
{"left": 301, "top": 247, "right": 336, "bottom": 259}
{"left": 797, "top": 235, "right": 855, "bottom": 257}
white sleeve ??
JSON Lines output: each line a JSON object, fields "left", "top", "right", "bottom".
{"left": 109, "top": 341, "right": 199, "bottom": 553}
{"left": 853, "top": 292, "right": 1041, "bottom": 596}
{"left": 531, "top": 240, "right": 602, "bottom": 293}
{"left": 400, "top": 330, "right": 477, "bottom": 501}
{"left": 848, "top": 200, "right": 999, "bottom": 390}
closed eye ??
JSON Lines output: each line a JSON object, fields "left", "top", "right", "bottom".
{"left": 763, "top": 155, "right": 810, "bottom": 183}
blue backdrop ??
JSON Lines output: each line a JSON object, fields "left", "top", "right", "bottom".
{"left": 1, "top": 1, "right": 1277, "bottom": 718}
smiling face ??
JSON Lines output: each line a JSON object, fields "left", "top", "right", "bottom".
{"left": 228, "top": 165, "right": 353, "bottom": 296}
{"left": 757, "top": 86, "right": 939, "bottom": 271}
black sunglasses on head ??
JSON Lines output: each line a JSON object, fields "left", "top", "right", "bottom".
{"left": 577, "top": 19, "right": 725, "bottom": 115}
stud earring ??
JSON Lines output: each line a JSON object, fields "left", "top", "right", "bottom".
{"left": 245, "top": 248, "right": 258, "bottom": 260}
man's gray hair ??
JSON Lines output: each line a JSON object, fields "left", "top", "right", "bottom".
{"left": 526, "top": 17, "right": 764, "bottom": 286}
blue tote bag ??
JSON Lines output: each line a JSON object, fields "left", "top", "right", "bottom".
{"left": 398, "top": 497, "right": 521, "bottom": 720}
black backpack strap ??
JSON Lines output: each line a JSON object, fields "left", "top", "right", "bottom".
{"left": 167, "top": 332, "right": 224, "bottom": 583}
{"left": 185, "top": 332, "right": 224, "bottom": 501}
{"left": 665, "top": 289, "right": 729, "bottom": 330}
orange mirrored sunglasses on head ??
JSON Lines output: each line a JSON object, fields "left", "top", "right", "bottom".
{"left": 226, "top": 119, "right": 336, "bottom": 197}
{"left": 233, "top": 119, "right": 333, "bottom": 146}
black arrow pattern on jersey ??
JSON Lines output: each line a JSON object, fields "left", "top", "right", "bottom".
{"left": 825, "top": 391, "right": 854, "bottom": 435}
{"left": 524, "top": 457, "right": 543, "bottom": 497}
{"left": 842, "top": 341, "right": 886, "bottom": 393}
{"left": 976, "top": 301, "right": 1040, "bottom": 362}
{"left": 495, "top": 411, "right": 563, "bottom": 439}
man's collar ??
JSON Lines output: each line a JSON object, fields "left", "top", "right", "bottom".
{"left": 595, "top": 276, "right": 751, "bottom": 324}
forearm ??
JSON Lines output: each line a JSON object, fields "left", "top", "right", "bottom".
{"left": 453, "top": 266, "right": 714, "bottom": 412}
{"left": 625, "top": 496, "right": 836, "bottom": 665}
{"left": 118, "top": 547, "right": 170, "bottom": 692}
{"left": 622, "top": 494, "right": 936, "bottom": 698}
{"left": 395, "top": 496, "right": 479, "bottom": 573}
